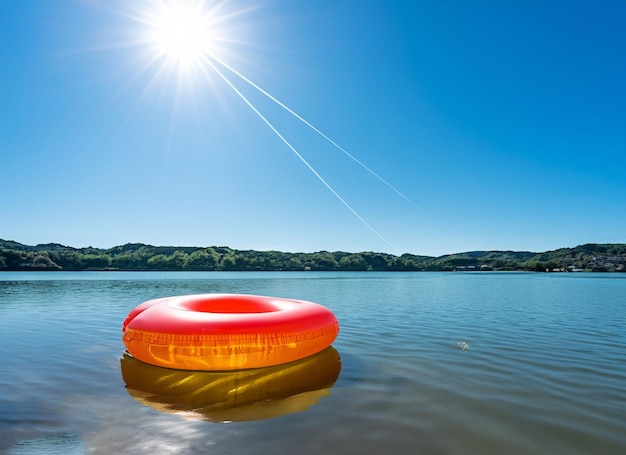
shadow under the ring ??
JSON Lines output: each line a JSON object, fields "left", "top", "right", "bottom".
{"left": 120, "top": 346, "right": 342, "bottom": 423}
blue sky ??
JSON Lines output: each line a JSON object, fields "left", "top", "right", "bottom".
{"left": 2, "top": 0, "right": 625, "bottom": 257}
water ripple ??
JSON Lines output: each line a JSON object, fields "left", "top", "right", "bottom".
{"left": 1, "top": 271, "right": 625, "bottom": 454}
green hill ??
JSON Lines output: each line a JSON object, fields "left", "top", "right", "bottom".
{"left": 0, "top": 239, "right": 624, "bottom": 272}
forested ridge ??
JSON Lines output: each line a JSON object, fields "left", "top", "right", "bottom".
{"left": 1, "top": 239, "right": 625, "bottom": 272}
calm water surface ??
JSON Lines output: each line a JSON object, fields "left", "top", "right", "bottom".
{"left": 0, "top": 272, "right": 624, "bottom": 454}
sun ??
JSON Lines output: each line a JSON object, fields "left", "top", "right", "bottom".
{"left": 121, "top": 0, "right": 259, "bottom": 93}
{"left": 141, "top": 0, "right": 223, "bottom": 75}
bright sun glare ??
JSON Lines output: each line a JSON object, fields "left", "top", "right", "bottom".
{"left": 143, "top": 1, "right": 220, "bottom": 74}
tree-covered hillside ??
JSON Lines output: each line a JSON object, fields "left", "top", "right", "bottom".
{"left": 0, "top": 240, "right": 624, "bottom": 272}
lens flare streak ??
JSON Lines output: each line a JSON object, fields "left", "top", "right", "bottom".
{"left": 210, "top": 55, "right": 426, "bottom": 215}
{"left": 203, "top": 56, "right": 395, "bottom": 249}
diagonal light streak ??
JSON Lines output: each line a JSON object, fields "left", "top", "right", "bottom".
{"left": 208, "top": 54, "right": 428, "bottom": 215}
{"left": 202, "top": 56, "right": 395, "bottom": 250}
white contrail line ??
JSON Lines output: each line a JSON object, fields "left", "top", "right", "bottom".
{"left": 209, "top": 54, "right": 427, "bottom": 215}
{"left": 202, "top": 56, "right": 395, "bottom": 250}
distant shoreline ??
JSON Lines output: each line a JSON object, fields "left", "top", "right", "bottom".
{"left": 1, "top": 239, "right": 624, "bottom": 272}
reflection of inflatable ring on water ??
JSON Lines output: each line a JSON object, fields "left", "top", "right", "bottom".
{"left": 120, "top": 346, "right": 341, "bottom": 422}
{"left": 122, "top": 294, "right": 339, "bottom": 370}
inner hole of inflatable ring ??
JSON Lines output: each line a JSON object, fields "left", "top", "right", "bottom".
{"left": 173, "top": 296, "right": 284, "bottom": 314}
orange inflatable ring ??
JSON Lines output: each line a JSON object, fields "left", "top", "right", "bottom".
{"left": 122, "top": 294, "right": 339, "bottom": 371}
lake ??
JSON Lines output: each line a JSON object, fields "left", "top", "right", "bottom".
{"left": 0, "top": 271, "right": 624, "bottom": 454}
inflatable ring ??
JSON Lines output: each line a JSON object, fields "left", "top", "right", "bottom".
{"left": 122, "top": 294, "right": 339, "bottom": 371}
